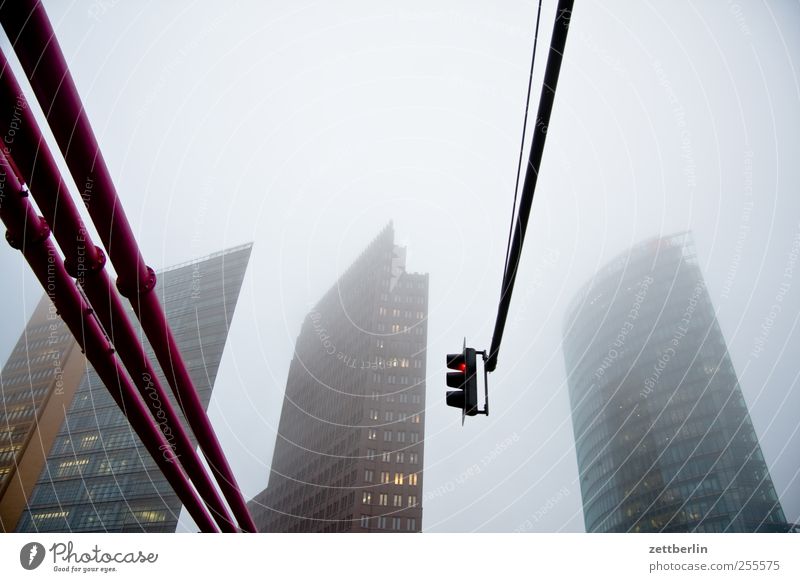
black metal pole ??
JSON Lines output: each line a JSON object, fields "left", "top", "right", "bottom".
{"left": 486, "top": 0, "right": 574, "bottom": 373}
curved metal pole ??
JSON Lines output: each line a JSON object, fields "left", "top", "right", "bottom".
{"left": 0, "top": 154, "right": 219, "bottom": 533}
{"left": 0, "top": 51, "right": 238, "bottom": 532}
{"left": 0, "top": 0, "right": 256, "bottom": 532}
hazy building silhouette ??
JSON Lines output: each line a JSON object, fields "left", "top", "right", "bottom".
{"left": 249, "top": 224, "right": 428, "bottom": 532}
{"left": 14, "top": 244, "right": 252, "bottom": 532}
{"left": 563, "top": 232, "right": 786, "bottom": 532}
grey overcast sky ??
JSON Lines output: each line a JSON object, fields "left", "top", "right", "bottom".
{"left": 1, "top": 0, "right": 798, "bottom": 531}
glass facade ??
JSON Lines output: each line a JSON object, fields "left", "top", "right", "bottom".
{"left": 16, "top": 244, "right": 252, "bottom": 532}
{"left": 563, "top": 232, "right": 786, "bottom": 532}
{"left": 249, "top": 224, "right": 428, "bottom": 532}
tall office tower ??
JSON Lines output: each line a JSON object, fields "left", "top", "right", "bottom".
{"left": 14, "top": 243, "right": 252, "bottom": 532}
{"left": 249, "top": 224, "right": 428, "bottom": 532}
{"left": 563, "top": 232, "right": 786, "bottom": 532}
{"left": 0, "top": 296, "right": 87, "bottom": 532}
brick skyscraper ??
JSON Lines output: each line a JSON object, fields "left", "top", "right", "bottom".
{"left": 250, "top": 224, "right": 428, "bottom": 532}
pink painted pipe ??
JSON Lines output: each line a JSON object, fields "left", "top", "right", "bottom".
{"left": 0, "top": 51, "right": 238, "bottom": 532}
{"left": 0, "top": 0, "right": 256, "bottom": 532}
{"left": 0, "top": 152, "right": 219, "bottom": 533}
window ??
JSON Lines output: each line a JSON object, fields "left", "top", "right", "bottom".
{"left": 399, "top": 392, "right": 408, "bottom": 402}
{"left": 392, "top": 517, "right": 401, "bottom": 530}
{"left": 408, "top": 495, "right": 417, "bottom": 507}
{"left": 392, "top": 308, "right": 401, "bottom": 317}
{"left": 381, "top": 471, "right": 391, "bottom": 484}
{"left": 372, "top": 373, "right": 382, "bottom": 383}
{"left": 381, "top": 451, "right": 391, "bottom": 462}
{"left": 378, "top": 516, "right": 387, "bottom": 529}
{"left": 393, "top": 494, "right": 403, "bottom": 507}
{"left": 395, "top": 452, "right": 405, "bottom": 464}
{"left": 411, "top": 393, "right": 422, "bottom": 404}
{"left": 387, "top": 375, "right": 396, "bottom": 384}
{"left": 367, "top": 448, "right": 376, "bottom": 460}
{"left": 367, "top": 429, "right": 377, "bottom": 440}
{"left": 410, "top": 432, "right": 419, "bottom": 443}
{"left": 361, "top": 515, "right": 370, "bottom": 528}
{"left": 408, "top": 474, "right": 418, "bottom": 486}
{"left": 409, "top": 453, "right": 419, "bottom": 464}
{"left": 384, "top": 411, "right": 394, "bottom": 422}
{"left": 411, "top": 414, "right": 421, "bottom": 424}
{"left": 396, "top": 431, "right": 406, "bottom": 443}
{"left": 413, "top": 359, "right": 422, "bottom": 369}
{"left": 394, "top": 473, "right": 404, "bottom": 485}
{"left": 364, "top": 469, "right": 374, "bottom": 483}
{"left": 369, "top": 409, "right": 379, "bottom": 420}
{"left": 407, "top": 517, "right": 417, "bottom": 531}
{"left": 379, "top": 307, "right": 387, "bottom": 316}
{"left": 391, "top": 324, "right": 401, "bottom": 333}
{"left": 383, "top": 430, "right": 392, "bottom": 442}
{"left": 362, "top": 492, "right": 372, "bottom": 505}
{"left": 379, "top": 494, "right": 388, "bottom": 506}
{"left": 400, "top": 376, "right": 409, "bottom": 385}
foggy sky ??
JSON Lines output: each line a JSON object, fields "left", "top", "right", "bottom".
{"left": 1, "top": 0, "right": 798, "bottom": 531}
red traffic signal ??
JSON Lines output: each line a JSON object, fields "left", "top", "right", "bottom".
{"left": 446, "top": 347, "right": 479, "bottom": 417}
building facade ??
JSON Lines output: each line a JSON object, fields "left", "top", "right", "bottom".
{"left": 13, "top": 243, "right": 252, "bottom": 532}
{"left": 249, "top": 224, "right": 428, "bottom": 532}
{"left": 0, "top": 296, "right": 86, "bottom": 531}
{"left": 563, "top": 232, "right": 786, "bottom": 532}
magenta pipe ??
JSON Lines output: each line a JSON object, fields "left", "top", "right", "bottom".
{"left": 0, "top": 50, "right": 238, "bottom": 533}
{"left": 0, "top": 1, "right": 256, "bottom": 532}
{"left": 0, "top": 155, "right": 219, "bottom": 533}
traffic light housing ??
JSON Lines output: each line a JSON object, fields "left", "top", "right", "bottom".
{"left": 446, "top": 347, "right": 479, "bottom": 417}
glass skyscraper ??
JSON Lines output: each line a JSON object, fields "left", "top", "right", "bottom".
{"left": 14, "top": 244, "right": 252, "bottom": 532}
{"left": 249, "top": 224, "right": 428, "bottom": 532}
{"left": 563, "top": 232, "right": 786, "bottom": 532}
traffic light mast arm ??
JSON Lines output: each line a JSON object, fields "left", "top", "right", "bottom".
{"left": 486, "top": 0, "right": 574, "bottom": 373}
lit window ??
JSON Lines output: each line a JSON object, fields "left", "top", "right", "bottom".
{"left": 367, "top": 429, "right": 377, "bottom": 440}
{"left": 381, "top": 451, "right": 391, "bottom": 462}
{"left": 369, "top": 409, "right": 379, "bottom": 420}
{"left": 395, "top": 452, "right": 405, "bottom": 463}
{"left": 411, "top": 414, "right": 421, "bottom": 424}
{"left": 381, "top": 471, "right": 391, "bottom": 484}
{"left": 408, "top": 474, "right": 418, "bottom": 486}
{"left": 408, "top": 495, "right": 417, "bottom": 507}
{"left": 394, "top": 473, "right": 404, "bottom": 485}
{"left": 409, "top": 453, "right": 419, "bottom": 464}
{"left": 362, "top": 492, "right": 372, "bottom": 505}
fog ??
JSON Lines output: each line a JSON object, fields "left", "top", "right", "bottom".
{"left": 1, "top": 0, "right": 798, "bottom": 531}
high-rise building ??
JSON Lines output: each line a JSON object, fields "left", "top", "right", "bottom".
{"left": 0, "top": 296, "right": 86, "bottom": 532}
{"left": 563, "top": 232, "right": 786, "bottom": 532}
{"left": 12, "top": 243, "right": 252, "bottom": 532}
{"left": 249, "top": 224, "right": 428, "bottom": 532}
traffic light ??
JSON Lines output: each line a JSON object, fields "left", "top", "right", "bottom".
{"left": 446, "top": 346, "right": 479, "bottom": 417}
